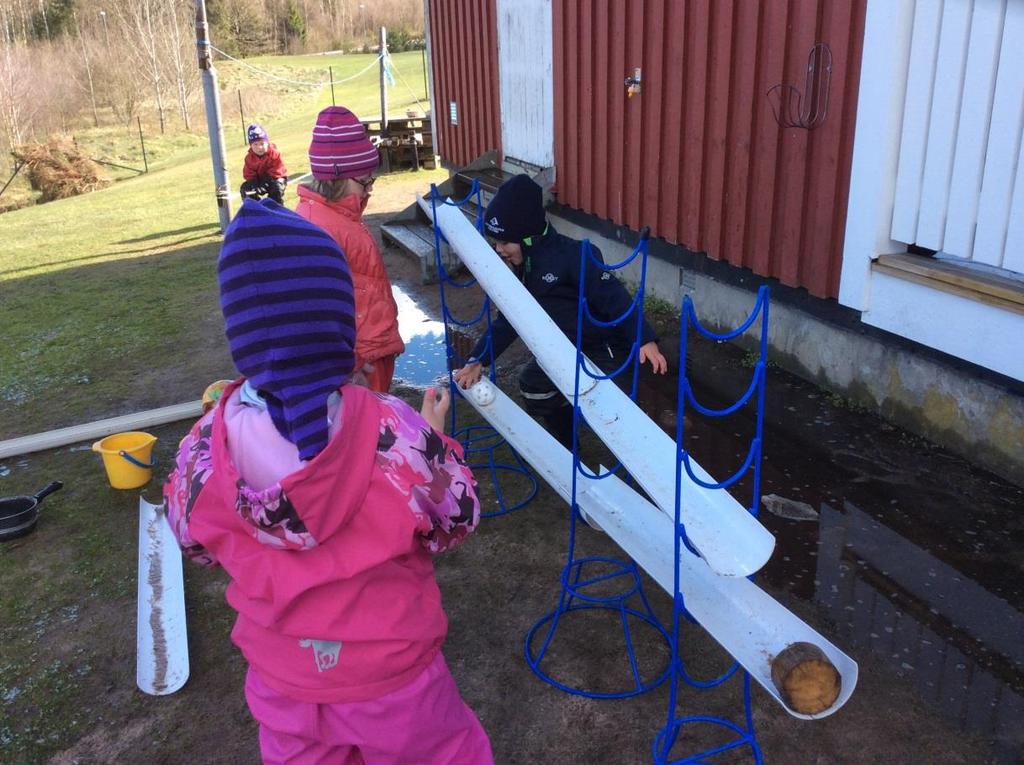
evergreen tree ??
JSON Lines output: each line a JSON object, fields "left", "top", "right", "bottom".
{"left": 284, "top": 0, "right": 305, "bottom": 45}
{"left": 32, "top": 0, "right": 76, "bottom": 40}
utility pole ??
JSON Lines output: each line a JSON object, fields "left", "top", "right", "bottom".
{"left": 195, "top": 0, "right": 232, "bottom": 231}
{"left": 99, "top": 10, "right": 109, "bottom": 48}
{"left": 378, "top": 26, "right": 388, "bottom": 134}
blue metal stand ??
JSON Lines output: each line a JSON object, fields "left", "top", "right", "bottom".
{"left": 428, "top": 182, "right": 537, "bottom": 518}
{"left": 525, "top": 231, "right": 672, "bottom": 698}
{"left": 654, "top": 286, "right": 770, "bottom": 764}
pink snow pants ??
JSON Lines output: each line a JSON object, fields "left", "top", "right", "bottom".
{"left": 244, "top": 653, "right": 494, "bottom": 765}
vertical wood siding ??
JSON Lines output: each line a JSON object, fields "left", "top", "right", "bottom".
{"left": 552, "top": 0, "right": 867, "bottom": 300}
{"left": 891, "top": 0, "right": 1024, "bottom": 274}
{"left": 428, "top": 0, "right": 502, "bottom": 167}
{"left": 496, "top": 0, "right": 554, "bottom": 167}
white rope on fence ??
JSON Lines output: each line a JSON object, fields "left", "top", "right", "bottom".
{"left": 210, "top": 46, "right": 383, "bottom": 88}
{"left": 385, "top": 51, "right": 429, "bottom": 113}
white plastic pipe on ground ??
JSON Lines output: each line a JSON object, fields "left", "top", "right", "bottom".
{"left": 137, "top": 498, "right": 189, "bottom": 696}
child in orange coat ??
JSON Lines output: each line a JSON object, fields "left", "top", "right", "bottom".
{"left": 295, "top": 106, "right": 404, "bottom": 392}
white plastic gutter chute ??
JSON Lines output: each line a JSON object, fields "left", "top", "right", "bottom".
{"left": 462, "top": 379, "right": 858, "bottom": 718}
{"left": 421, "top": 196, "right": 775, "bottom": 577}
{"left": 137, "top": 498, "right": 189, "bottom": 695}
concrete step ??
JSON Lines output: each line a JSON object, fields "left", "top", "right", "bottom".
{"left": 381, "top": 221, "right": 460, "bottom": 284}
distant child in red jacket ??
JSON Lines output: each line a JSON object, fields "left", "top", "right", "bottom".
{"left": 164, "top": 198, "right": 493, "bottom": 765}
{"left": 295, "top": 106, "right": 404, "bottom": 393}
{"left": 241, "top": 123, "right": 288, "bottom": 203}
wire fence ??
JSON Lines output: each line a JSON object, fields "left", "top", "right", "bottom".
{"left": 210, "top": 46, "right": 385, "bottom": 87}
{"left": 215, "top": 45, "right": 427, "bottom": 114}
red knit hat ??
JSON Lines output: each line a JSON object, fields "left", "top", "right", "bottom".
{"left": 308, "top": 106, "right": 380, "bottom": 180}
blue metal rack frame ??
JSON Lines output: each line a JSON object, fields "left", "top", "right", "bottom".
{"left": 525, "top": 230, "right": 672, "bottom": 699}
{"left": 427, "top": 182, "right": 538, "bottom": 518}
{"left": 654, "top": 285, "right": 771, "bottom": 764}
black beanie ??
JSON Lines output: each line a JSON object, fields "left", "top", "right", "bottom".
{"left": 484, "top": 174, "right": 546, "bottom": 244}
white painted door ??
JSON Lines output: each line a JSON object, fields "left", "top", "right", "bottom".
{"left": 496, "top": 0, "right": 554, "bottom": 168}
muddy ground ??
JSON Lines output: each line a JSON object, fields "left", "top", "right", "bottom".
{"left": 1, "top": 174, "right": 1019, "bottom": 764}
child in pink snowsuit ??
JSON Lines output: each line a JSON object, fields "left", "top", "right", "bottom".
{"left": 164, "top": 198, "right": 493, "bottom": 765}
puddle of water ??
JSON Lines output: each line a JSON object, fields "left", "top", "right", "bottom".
{"left": 391, "top": 285, "right": 476, "bottom": 389}
{"left": 814, "top": 500, "right": 1024, "bottom": 751}
{"left": 634, "top": 360, "right": 1024, "bottom": 759}
{"left": 392, "top": 285, "right": 448, "bottom": 388}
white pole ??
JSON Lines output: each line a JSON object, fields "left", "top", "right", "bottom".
{"left": 422, "top": 0, "right": 439, "bottom": 158}
{"left": 379, "top": 26, "right": 389, "bottom": 133}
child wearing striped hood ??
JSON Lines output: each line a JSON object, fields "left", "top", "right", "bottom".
{"left": 164, "top": 199, "right": 493, "bottom": 764}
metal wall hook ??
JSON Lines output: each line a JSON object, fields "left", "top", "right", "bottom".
{"left": 767, "top": 43, "right": 832, "bottom": 130}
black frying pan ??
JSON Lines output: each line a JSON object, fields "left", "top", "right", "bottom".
{"left": 0, "top": 481, "right": 63, "bottom": 542}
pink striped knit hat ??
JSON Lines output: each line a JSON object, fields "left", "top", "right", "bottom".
{"left": 308, "top": 106, "right": 380, "bottom": 180}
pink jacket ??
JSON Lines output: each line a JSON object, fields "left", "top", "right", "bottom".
{"left": 164, "top": 380, "right": 480, "bottom": 703}
{"left": 295, "top": 186, "right": 405, "bottom": 367}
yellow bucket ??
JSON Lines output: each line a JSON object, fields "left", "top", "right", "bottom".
{"left": 92, "top": 432, "right": 158, "bottom": 489}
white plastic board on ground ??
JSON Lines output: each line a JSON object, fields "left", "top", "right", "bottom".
{"left": 137, "top": 498, "right": 189, "bottom": 695}
{"left": 462, "top": 379, "right": 857, "bottom": 718}
{"left": 422, "top": 196, "right": 775, "bottom": 577}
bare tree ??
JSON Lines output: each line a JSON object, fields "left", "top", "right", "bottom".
{"left": 0, "top": 0, "right": 426, "bottom": 167}
{"left": 0, "top": 5, "right": 12, "bottom": 45}
{"left": 35, "top": 0, "right": 48, "bottom": 39}
{"left": 72, "top": 10, "right": 100, "bottom": 127}
{"left": 99, "top": 56, "right": 143, "bottom": 128}
{"left": 13, "top": 0, "right": 29, "bottom": 42}
{"left": 47, "top": 39, "right": 88, "bottom": 134}
{"left": 0, "top": 37, "right": 29, "bottom": 148}
{"left": 113, "top": 0, "right": 168, "bottom": 133}
{"left": 163, "top": 0, "right": 194, "bottom": 130}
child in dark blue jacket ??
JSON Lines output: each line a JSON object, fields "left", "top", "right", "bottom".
{"left": 454, "top": 174, "right": 667, "bottom": 445}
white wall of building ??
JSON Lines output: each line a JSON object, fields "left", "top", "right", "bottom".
{"left": 865, "top": 272, "right": 1024, "bottom": 381}
{"left": 495, "top": 0, "right": 554, "bottom": 168}
{"left": 841, "top": 0, "right": 1024, "bottom": 382}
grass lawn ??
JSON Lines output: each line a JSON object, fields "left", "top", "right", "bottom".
{"left": 0, "top": 50, "right": 438, "bottom": 441}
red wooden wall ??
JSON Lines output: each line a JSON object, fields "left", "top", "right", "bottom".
{"left": 427, "top": 0, "right": 502, "bottom": 168}
{"left": 553, "top": 0, "right": 867, "bottom": 300}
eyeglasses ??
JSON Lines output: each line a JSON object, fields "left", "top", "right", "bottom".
{"left": 352, "top": 175, "right": 376, "bottom": 190}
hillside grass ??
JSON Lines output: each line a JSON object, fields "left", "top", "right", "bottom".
{"left": 0, "top": 50, "right": 435, "bottom": 440}
{"left": 0, "top": 50, "right": 428, "bottom": 208}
